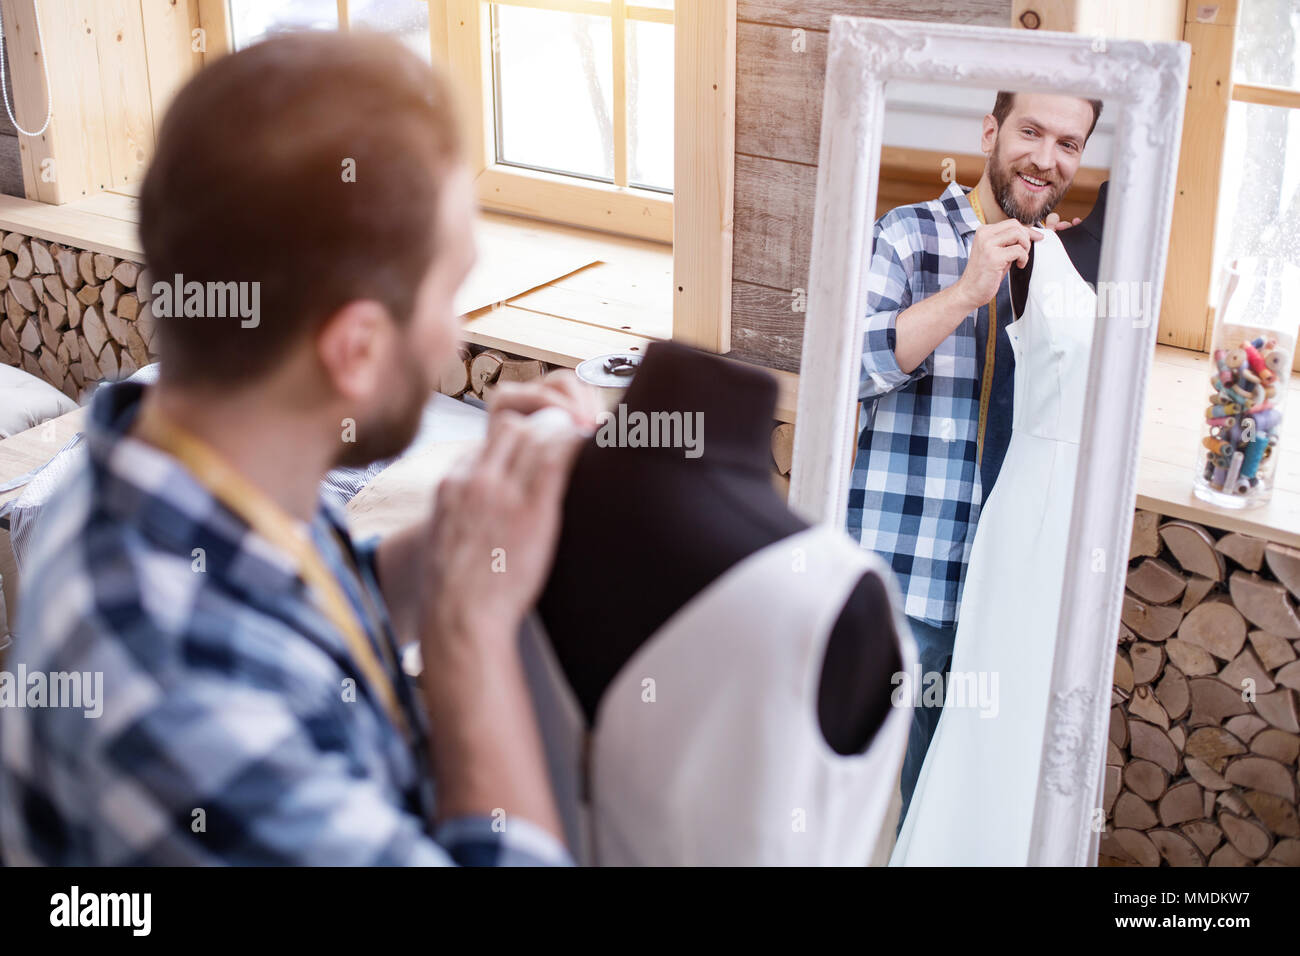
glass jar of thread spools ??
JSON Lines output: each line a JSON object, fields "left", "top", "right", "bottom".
{"left": 1193, "top": 257, "right": 1299, "bottom": 509}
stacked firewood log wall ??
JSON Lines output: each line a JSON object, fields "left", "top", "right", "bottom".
{"left": 436, "top": 345, "right": 555, "bottom": 402}
{"left": 1101, "top": 510, "right": 1300, "bottom": 866}
{"left": 770, "top": 422, "right": 793, "bottom": 498}
{"left": 0, "top": 231, "right": 154, "bottom": 400}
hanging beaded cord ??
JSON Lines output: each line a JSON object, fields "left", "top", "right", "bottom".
{"left": 0, "top": 2, "right": 52, "bottom": 137}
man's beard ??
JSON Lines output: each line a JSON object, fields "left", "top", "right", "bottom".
{"left": 334, "top": 349, "right": 429, "bottom": 468}
{"left": 987, "top": 140, "right": 1068, "bottom": 225}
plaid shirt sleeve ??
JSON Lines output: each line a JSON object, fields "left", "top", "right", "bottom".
{"left": 95, "top": 653, "right": 568, "bottom": 866}
{"left": 860, "top": 214, "right": 934, "bottom": 400}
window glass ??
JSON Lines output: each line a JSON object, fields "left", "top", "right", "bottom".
{"left": 1233, "top": 0, "right": 1300, "bottom": 89}
{"left": 229, "top": 0, "right": 338, "bottom": 49}
{"left": 350, "top": 0, "right": 431, "bottom": 62}
{"left": 627, "top": 19, "right": 673, "bottom": 192}
{"left": 492, "top": 6, "right": 615, "bottom": 183}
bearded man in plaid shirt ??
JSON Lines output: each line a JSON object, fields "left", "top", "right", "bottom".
{"left": 847, "top": 91, "right": 1102, "bottom": 826}
{"left": 0, "top": 33, "right": 600, "bottom": 866}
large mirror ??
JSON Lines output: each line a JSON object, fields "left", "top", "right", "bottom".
{"left": 790, "top": 18, "right": 1189, "bottom": 865}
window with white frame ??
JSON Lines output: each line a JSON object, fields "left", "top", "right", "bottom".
{"left": 1211, "top": 0, "right": 1300, "bottom": 294}
{"left": 227, "top": 1, "right": 674, "bottom": 241}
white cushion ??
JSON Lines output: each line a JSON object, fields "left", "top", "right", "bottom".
{"left": 0, "top": 363, "right": 77, "bottom": 438}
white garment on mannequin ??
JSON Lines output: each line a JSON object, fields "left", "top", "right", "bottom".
{"left": 520, "top": 523, "right": 917, "bottom": 866}
{"left": 890, "top": 228, "right": 1097, "bottom": 866}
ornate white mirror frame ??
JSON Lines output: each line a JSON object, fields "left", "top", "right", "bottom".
{"left": 789, "top": 16, "right": 1190, "bottom": 865}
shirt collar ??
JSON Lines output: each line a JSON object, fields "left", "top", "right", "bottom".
{"left": 941, "top": 181, "right": 982, "bottom": 238}
{"left": 84, "top": 381, "right": 347, "bottom": 603}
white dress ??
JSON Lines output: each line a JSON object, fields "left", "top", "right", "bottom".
{"left": 520, "top": 524, "right": 917, "bottom": 866}
{"left": 890, "top": 228, "right": 1096, "bottom": 866}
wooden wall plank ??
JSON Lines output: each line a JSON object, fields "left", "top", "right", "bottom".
{"left": 732, "top": 152, "right": 815, "bottom": 292}
{"left": 195, "top": 0, "right": 232, "bottom": 58}
{"left": 735, "top": 20, "right": 825, "bottom": 166}
{"left": 1079, "top": 0, "right": 1184, "bottom": 41}
{"left": 444, "top": 0, "right": 490, "bottom": 176}
{"left": 1011, "top": 0, "right": 1184, "bottom": 40}
{"left": 139, "top": 0, "right": 203, "bottom": 128}
{"left": 92, "top": 0, "right": 155, "bottom": 190}
{"left": 729, "top": 280, "right": 803, "bottom": 371}
{"left": 427, "top": 0, "right": 449, "bottom": 63}
{"left": 672, "top": 0, "right": 736, "bottom": 351}
{"left": 57, "top": 2, "right": 118, "bottom": 198}
{"left": 1159, "top": 1, "right": 1238, "bottom": 352}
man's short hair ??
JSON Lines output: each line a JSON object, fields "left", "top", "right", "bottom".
{"left": 991, "top": 90, "right": 1103, "bottom": 141}
{"left": 140, "top": 31, "right": 463, "bottom": 387}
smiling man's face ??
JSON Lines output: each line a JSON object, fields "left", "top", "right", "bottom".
{"left": 982, "top": 92, "right": 1095, "bottom": 225}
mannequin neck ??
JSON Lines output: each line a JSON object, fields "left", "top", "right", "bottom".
{"left": 610, "top": 341, "right": 776, "bottom": 473}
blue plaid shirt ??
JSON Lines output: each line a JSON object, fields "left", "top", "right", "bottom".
{"left": 0, "top": 381, "right": 570, "bottom": 866}
{"left": 847, "top": 182, "right": 1014, "bottom": 629}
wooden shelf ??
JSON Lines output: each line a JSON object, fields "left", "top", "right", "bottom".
{"left": 0, "top": 192, "right": 142, "bottom": 260}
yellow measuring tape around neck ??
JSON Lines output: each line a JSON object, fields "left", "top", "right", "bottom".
{"left": 966, "top": 186, "right": 999, "bottom": 471}
{"left": 132, "top": 403, "right": 409, "bottom": 737}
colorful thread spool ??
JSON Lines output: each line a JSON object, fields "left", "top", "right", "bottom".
{"left": 1212, "top": 380, "right": 1242, "bottom": 405}
{"left": 1241, "top": 435, "right": 1269, "bottom": 479}
{"left": 1244, "top": 343, "right": 1266, "bottom": 373}
{"left": 1249, "top": 407, "right": 1281, "bottom": 433}
{"left": 1214, "top": 349, "right": 1234, "bottom": 384}
{"left": 1224, "top": 450, "right": 1245, "bottom": 490}
{"left": 1202, "top": 435, "right": 1232, "bottom": 457}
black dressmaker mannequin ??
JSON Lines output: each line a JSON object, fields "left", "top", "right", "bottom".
{"left": 537, "top": 340, "right": 904, "bottom": 755}
{"left": 1010, "top": 180, "right": 1108, "bottom": 314}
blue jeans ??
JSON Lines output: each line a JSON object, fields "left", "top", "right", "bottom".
{"left": 896, "top": 616, "right": 957, "bottom": 834}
